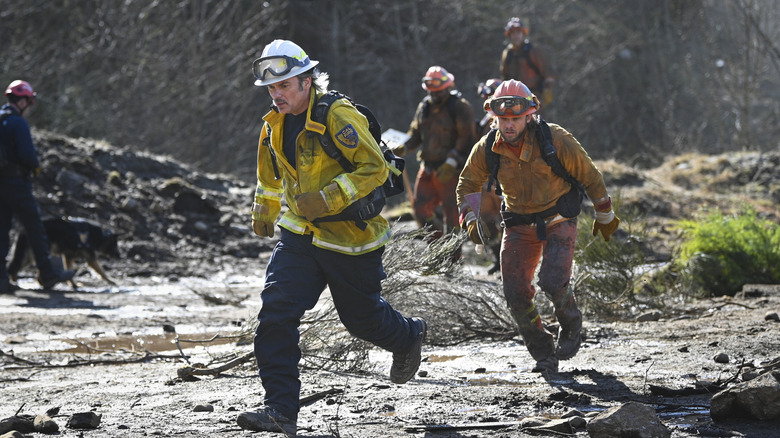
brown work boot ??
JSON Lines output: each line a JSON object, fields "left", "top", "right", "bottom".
{"left": 556, "top": 310, "right": 582, "bottom": 360}
{"left": 532, "top": 356, "right": 559, "bottom": 373}
{"left": 390, "top": 317, "right": 427, "bottom": 384}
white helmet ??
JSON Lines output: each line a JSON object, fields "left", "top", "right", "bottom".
{"left": 252, "top": 39, "right": 319, "bottom": 86}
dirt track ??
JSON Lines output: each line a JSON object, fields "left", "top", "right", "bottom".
{"left": 1, "top": 255, "right": 779, "bottom": 437}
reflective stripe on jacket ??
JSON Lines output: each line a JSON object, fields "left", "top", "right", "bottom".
{"left": 252, "top": 87, "right": 391, "bottom": 255}
{"left": 457, "top": 122, "right": 608, "bottom": 216}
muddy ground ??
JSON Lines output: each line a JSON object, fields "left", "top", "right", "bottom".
{"left": 1, "top": 132, "right": 780, "bottom": 437}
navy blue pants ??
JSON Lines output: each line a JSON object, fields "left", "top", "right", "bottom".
{"left": 0, "top": 178, "right": 55, "bottom": 284}
{"left": 254, "top": 228, "right": 416, "bottom": 421}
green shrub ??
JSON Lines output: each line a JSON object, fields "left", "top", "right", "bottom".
{"left": 573, "top": 199, "right": 661, "bottom": 317}
{"left": 675, "top": 208, "right": 780, "bottom": 296}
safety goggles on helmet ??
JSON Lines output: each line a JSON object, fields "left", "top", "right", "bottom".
{"left": 423, "top": 77, "right": 450, "bottom": 90}
{"left": 252, "top": 55, "right": 310, "bottom": 82}
{"left": 489, "top": 96, "right": 535, "bottom": 116}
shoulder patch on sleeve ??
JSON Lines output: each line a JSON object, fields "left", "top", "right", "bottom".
{"left": 335, "top": 124, "right": 359, "bottom": 149}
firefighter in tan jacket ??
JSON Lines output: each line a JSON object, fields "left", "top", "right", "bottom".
{"left": 456, "top": 80, "right": 620, "bottom": 373}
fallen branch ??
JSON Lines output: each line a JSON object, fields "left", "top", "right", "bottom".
{"left": 1, "top": 349, "right": 37, "bottom": 365}
{"left": 2, "top": 351, "right": 186, "bottom": 370}
{"left": 300, "top": 388, "right": 344, "bottom": 406}
{"left": 404, "top": 421, "right": 523, "bottom": 433}
{"left": 649, "top": 358, "right": 746, "bottom": 396}
{"left": 176, "top": 351, "right": 254, "bottom": 379}
{"left": 404, "top": 421, "right": 575, "bottom": 435}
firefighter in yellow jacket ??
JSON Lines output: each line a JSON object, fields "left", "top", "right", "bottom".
{"left": 456, "top": 80, "right": 619, "bottom": 374}
{"left": 239, "top": 39, "right": 426, "bottom": 435}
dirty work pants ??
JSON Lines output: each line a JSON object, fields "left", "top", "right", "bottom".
{"left": 254, "top": 229, "right": 417, "bottom": 421}
{"left": 0, "top": 178, "right": 56, "bottom": 284}
{"left": 500, "top": 218, "right": 581, "bottom": 361}
{"left": 412, "top": 166, "right": 459, "bottom": 234}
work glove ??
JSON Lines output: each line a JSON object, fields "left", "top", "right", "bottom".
{"left": 541, "top": 88, "right": 553, "bottom": 107}
{"left": 436, "top": 157, "right": 459, "bottom": 183}
{"left": 592, "top": 210, "right": 620, "bottom": 242}
{"left": 252, "top": 219, "right": 274, "bottom": 238}
{"left": 294, "top": 183, "right": 339, "bottom": 221}
{"left": 463, "top": 211, "right": 491, "bottom": 245}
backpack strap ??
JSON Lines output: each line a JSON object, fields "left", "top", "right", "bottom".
{"left": 483, "top": 128, "right": 501, "bottom": 196}
{"left": 312, "top": 90, "right": 355, "bottom": 173}
{"left": 535, "top": 118, "right": 585, "bottom": 194}
{"left": 310, "top": 91, "right": 389, "bottom": 231}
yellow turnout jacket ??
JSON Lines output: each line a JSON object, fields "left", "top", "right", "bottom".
{"left": 251, "top": 88, "right": 391, "bottom": 255}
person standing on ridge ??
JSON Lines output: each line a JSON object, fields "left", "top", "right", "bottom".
{"left": 238, "top": 39, "right": 426, "bottom": 435}
{"left": 456, "top": 79, "right": 619, "bottom": 373}
{"left": 500, "top": 17, "right": 555, "bottom": 107}
{"left": 393, "top": 66, "right": 475, "bottom": 240}
{"left": 1, "top": 80, "right": 75, "bottom": 293}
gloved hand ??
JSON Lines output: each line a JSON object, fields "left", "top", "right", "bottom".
{"left": 252, "top": 219, "right": 274, "bottom": 237}
{"left": 463, "top": 211, "right": 491, "bottom": 245}
{"left": 592, "top": 210, "right": 620, "bottom": 241}
{"left": 436, "top": 157, "right": 459, "bottom": 183}
{"left": 296, "top": 183, "right": 340, "bottom": 221}
{"left": 391, "top": 145, "right": 406, "bottom": 156}
{"left": 541, "top": 88, "right": 553, "bottom": 107}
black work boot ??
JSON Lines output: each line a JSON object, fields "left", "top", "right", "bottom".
{"left": 390, "top": 317, "right": 427, "bottom": 384}
{"left": 237, "top": 406, "right": 296, "bottom": 436}
{"left": 38, "top": 269, "right": 76, "bottom": 289}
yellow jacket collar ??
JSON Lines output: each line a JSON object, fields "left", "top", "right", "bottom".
{"left": 262, "top": 87, "right": 327, "bottom": 136}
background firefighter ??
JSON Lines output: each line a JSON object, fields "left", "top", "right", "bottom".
{"left": 1, "top": 80, "right": 75, "bottom": 293}
{"left": 393, "top": 66, "right": 476, "bottom": 239}
{"left": 456, "top": 79, "right": 620, "bottom": 373}
{"left": 500, "top": 17, "right": 555, "bottom": 108}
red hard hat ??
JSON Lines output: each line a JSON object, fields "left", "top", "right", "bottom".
{"left": 421, "top": 66, "right": 455, "bottom": 92}
{"left": 484, "top": 79, "right": 539, "bottom": 118}
{"left": 504, "top": 17, "right": 529, "bottom": 37}
{"left": 5, "top": 80, "right": 37, "bottom": 98}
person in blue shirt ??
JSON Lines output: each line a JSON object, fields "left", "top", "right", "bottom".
{"left": 1, "top": 80, "right": 74, "bottom": 293}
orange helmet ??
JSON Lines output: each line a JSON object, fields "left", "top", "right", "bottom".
{"left": 484, "top": 79, "right": 539, "bottom": 118}
{"left": 421, "top": 66, "right": 454, "bottom": 92}
{"left": 5, "top": 80, "right": 37, "bottom": 99}
{"left": 504, "top": 17, "right": 529, "bottom": 37}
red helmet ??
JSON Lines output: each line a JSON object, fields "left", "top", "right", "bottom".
{"left": 504, "top": 17, "right": 529, "bottom": 37}
{"left": 484, "top": 79, "right": 539, "bottom": 118}
{"left": 421, "top": 66, "right": 454, "bottom": 92}
{"left": 5, "top": 80, "right": 37, "bottom": 99}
